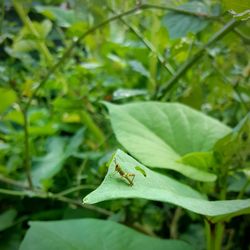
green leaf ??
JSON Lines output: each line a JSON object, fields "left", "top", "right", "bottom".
{"left": 128, "top": 60, "right": 151, "bottom": 78}
{"left": 36, "top": 20, "right": 52, "bottom": 39}
{"left": 83, "top": 150, "right": 250, "bottom": 222}
{"left": 0, "top": 209, "right": 17, "bottom": 232}
{"left": 0, "top": 88, "right": 17, "bottom": 114}
{"left": 31, "top": 129, "right": 84, "bottom": 187}
{"left": 20, "top": 219, "right": 194, "bottom": 250}
{"left": 162, "top": 2, "right": 210, "bottom": 39}
{"left": 178, "top": 151, "right": 214, "bottom": 171}
{"left": 65, "top": 128, "right": 85, "bottom": 156}
{"left": 31, "top": 137, "right": 66, "bottom": 187}
{"left": 104, "top": 102, "right": 231, "bottom": 182}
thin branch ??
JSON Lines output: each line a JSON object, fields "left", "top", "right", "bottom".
{"left": 55, "top": 184, "right": 95, "bottom": 197}
{"left": 170, "top": 207, "right": 182, "bottom": 239}
{"left": 0, "top": 186, "right": 112, "bottom": 216}
{"left": 0, "top": 174, "right": 29, "bottom": 189}
{"left": 0, "top": 188, "right": 28, "bottom": 196}
{"left": 55, "top": 195, "right": 112, "bottom": 216}
{"left": 132, "top": 222, "right": 157, "bottom": 237}
{"left": 144, "top": 3, "right": 218, "bottom": 19}
{"left": 25, "top": 3, "right": 218, "bottom": 109}
{"left": 217, "top": 18, "right": 250, "bottom": 44}
{"left": 158, "top": 19, "right": 240, "bottom": 100}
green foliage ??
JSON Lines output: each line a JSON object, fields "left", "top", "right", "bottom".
{"left": 0, "top": 0, "right": 249, "bottom": 249}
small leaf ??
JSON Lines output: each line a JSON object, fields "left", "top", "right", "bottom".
{"left": 128, "top": 60, "right": 150, "bottom": 78}
{"left": 20, "top": 219, "right": 194, "bottom": 250}
{"left": 65, "top": 128, "right": 85, "bottom": 157}
{"left": 178, "top": 151, "right": 214, "bottom": 171}
{"left": 162, "top": 2, "right": 210, "bottom": 39}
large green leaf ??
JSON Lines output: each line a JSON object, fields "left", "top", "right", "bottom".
{"left": 83, "top": 150, "right": 250, "bottom": 223}
{"left": 104, "top": 102, "right": 231, "bottom": 182}
{"left": 19, "top": 219, "right": 194, "bottom": 250}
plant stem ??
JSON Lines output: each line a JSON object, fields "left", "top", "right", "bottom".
{"left": 205, "top": 219, "right": 225, "bottom": 250}
{"left": 0, "top": 187, "right": 112, "bottom": 216}
{"left": 205, "top": 219, "right": 212, "bottom": 250}
{"left": 0, "top": 188, "right": 28, "bottom": 196}
{"left": 54, "top": 195, "right": 112, "bottom": 216}
{"left": 55, "top": 185, "right": 95, "bottom": 197}
{"left": 144, "top": 3, "right": 218, "bottom": 19}
{"left": 0, "top": 174, "right": 29, "bottom": 189}
{"left": 170, "top": 207, "right": 182, "bottom": 239}
{"left": 158, "top": 18, "right": 240, "bottom": 100}
{"left": 132, "top": 222, "right": 156, "bottom": 237}
{"left": 214, "top": 222, "right": 225, "bottom": 250}
{"left": 22, "top": 109, "right": 33, "bottom": 189}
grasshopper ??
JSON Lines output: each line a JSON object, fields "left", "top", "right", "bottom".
{"left": 114, "top": 159, "right": 135, "bottom": 186}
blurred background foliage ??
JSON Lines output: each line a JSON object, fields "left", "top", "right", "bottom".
{"left": 0, "top": 0, "right": 249, "bottom": 249}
